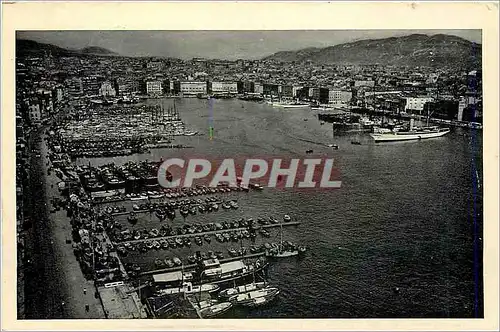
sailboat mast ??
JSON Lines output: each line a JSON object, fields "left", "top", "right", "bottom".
{"left": 280, "top": 221, "right": 283, "bottom": 250}
{"left": 427, "top": 102, "right": 430, "bottom": 127}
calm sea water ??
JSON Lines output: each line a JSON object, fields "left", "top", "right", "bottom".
{"left": 81, "top": 98, "right": 483, "bottom": 318}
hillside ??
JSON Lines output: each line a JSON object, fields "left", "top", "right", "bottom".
{"left": 263, "top": 34, "right": 482, "bottom": 68}
{"left": 16, "top": 39, "right": 118, "bottom": 57}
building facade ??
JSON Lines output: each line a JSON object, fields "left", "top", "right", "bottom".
{"left": 280, "top": 85, "right": 293, "bottom": 98}
{"left": 99, "top": 81, "right": 116, "bottom": 97}
{"left": 211, "top": 82, "right": 238, "bottom": 94}
{"left": 329, "top": 90, "right": 352, "bottom": 105}
{"left": 180, "top": 81, "right": 207, "bottom": 95}
{"left": 354, "top": 80, "right": 375, "bottom": 88}
{"left": 254, "top": 83, "right": 264, "bottom": 95}
{"left": 28, "top": 104, "right": 41, "bottom": 123}
{"left": 404, "top": 97, "right": 434, "bottom": 113}
{"left": 146, "top": 80, "right": 163, "bottom": 95}
{"left": 457, "top": 97, "right": 467, "bottom": 121}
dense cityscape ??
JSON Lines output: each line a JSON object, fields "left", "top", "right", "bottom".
{"left": 17, "top": 47, "right": 482, "bottom": 127}
{"left": 16, "top": 32, "right": 483, "bottom": 320}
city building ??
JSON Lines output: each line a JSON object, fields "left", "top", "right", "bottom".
{"left": 180, "top": 81, "right": 207, "bottom": 95}
{"left": 211, "top": 82, "right": 238, "bottom": 94}
{"left": 328, "top": 90, "right": 352, "bottom": 105}
{"left": 280, "top": 85, "right": 293, "bottom": 98}
{"left": 99, "top": 81, "right": 116, "bottom": 97}
{"left": 28, "top": 104, "right": 41, "bottom": 123}
{"left": 237, "top": 81, "right": 255, "bottom": 94}
{"left": 65, "top": 78, "right": 83, "bottom": 97}
{"left": 404, "top": 97, "right": 434, "bottom": 113}
{"left": 292, "top": 86, "right": 303, "bottom": 98}
{"left": 263, "top": 83, "right": 279, "bottom": 97}
{"left": 54, "top": 87, "right": 63, "bottom": 102}
{"left": 147, "top": 61, "right": 164, "bottom": 71}
{"left": 146, "top": 80, "right": 163, "bottom": 95}
{"left": 457, "top": 96, "right": 467, "bottom": 121}
{"left": 254, "top": 83, "right": 264, "bottom": 95}
{"left": 354, "top": 80, "right": 375, "bottom": 88}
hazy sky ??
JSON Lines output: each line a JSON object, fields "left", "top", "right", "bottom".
{"left": 17, "top": 30, "right": 482, "bottom": 60}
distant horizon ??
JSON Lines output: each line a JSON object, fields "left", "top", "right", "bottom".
{"left": 17, "top": 30, "right": 482, "bottom": 60}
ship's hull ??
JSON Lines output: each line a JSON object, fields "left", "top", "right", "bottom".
{"left": 370, "top": 129, "right": 450, "bottom": 142}
{"left": 270, "top": 103, "right": 310, "bottom": 109}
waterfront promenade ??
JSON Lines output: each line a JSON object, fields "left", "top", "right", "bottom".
{"left": 24, "top": 126, "right": 105, "bottom": 319}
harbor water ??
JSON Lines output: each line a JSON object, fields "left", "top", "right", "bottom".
{"left": 78, "top": 98, "right": 483, "bottom": 318}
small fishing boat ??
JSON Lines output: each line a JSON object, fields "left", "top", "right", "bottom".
{"left": 156, "top": 209, "right": 167, "bottom": 221}
{"left": 180, "top": 208, "right": 189, "bottom": 217}
{"left": 159, "top": 282, "right": 219, "bottom": 295}
{"left": 228, "top": 287, "right": 280, "bottom": 307}
{"left": 249, "top": 183, "right": 263, "bottom": 191}
{"left": 204, "top": 234, "right": 212, "bottom": 243}
{"left": 199, "top": 301, "right": 233, "bottom": 318}
{"left": 164, "top": 258, "right": 175, "bottom": 268}
{"left": 160, "top": 239, "right": 169, "bottom": 249}
{"left": 155, "top": 258, "right": 165, "bottom": 268}
{"left": 127, "top": 212, "right": 138, "bottom": 224}
{"left": 219, "top": 282, "right": 267, "bottom": 299}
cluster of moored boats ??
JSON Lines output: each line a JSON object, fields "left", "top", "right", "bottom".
{"left": 148, "top": 240, "right": 305, "bottom": 269}
{"left": 53, "top": 103, "right": 197, "bottom": 158}
{"left": 192, "top": 286, "right": 280, "bottom": 318}
{"left": 158, "top": 280, "right": 281, "bottom": 318}
{"left": 94, "top": 184, "right": 251, "bottom": 204}
{"left": 111, "top": 214, "right": 293, "bottom": 242}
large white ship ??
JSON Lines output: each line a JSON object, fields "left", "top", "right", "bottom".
{"left": 269, "top": 102, "right": 310, "bottom": 109}
{"left": 370, "top": 127, "right": 451, "bottom": 142}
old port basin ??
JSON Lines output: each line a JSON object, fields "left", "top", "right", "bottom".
{"left": 30, "top": 100, "right": 311, "bottom": 319}
{"left": 18, "top": 85, "right": 483, "bottom": 319}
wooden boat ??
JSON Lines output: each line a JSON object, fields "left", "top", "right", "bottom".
{"left": 198, "top": 301, "right": 232, "bottom": 318}
{"left": 159, "top": 282, "right": 219, "bottom": 295}
{"left": 228, "top": 287, "right": 279, "bottom": 307}
{"left": 218, "top": 282, "right": 267, "bottom": 299}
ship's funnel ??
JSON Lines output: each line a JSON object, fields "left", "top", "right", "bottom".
{"left": 409, "top": 118, "right": 414, "bottom": 131}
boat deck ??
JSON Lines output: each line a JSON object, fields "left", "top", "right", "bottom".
{"left": 139, "top": 252, "right": 268, "bottom": 276}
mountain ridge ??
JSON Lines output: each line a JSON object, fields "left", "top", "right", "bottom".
{"left": 263, "top": 34, "right": 481, "bottom": 68}
{"left": 16, "top": 39, "right": 118, "bottom": 56}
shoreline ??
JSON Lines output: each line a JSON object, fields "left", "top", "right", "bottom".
{"left": 22, "top": 124, "right": 106, "bottom": 319}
